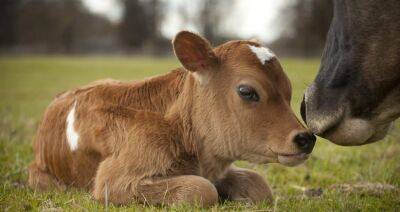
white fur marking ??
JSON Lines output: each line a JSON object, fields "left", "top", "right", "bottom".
{"left": 192, "top": 72, "right": 210, "bottom": 85}
{"left": 248, "top": 45, "right": 275, "bottom": 65}
{"left": 66, "top": 101, "right": 79, "bottom": 151}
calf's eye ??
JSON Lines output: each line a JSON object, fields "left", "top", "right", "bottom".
{"left": 237, "top": 85, "right": 259, "bottom": 102}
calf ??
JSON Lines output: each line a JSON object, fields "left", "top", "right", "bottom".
{"left": 28, "top": 31, "right": 315, "bottom": 207}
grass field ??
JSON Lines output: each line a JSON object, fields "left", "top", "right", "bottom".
{"left": 1, "top": 56, "right": 399, "bottom": 211}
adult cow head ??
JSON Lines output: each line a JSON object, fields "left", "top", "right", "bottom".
{"left": 301, "top": 0, "right": 400, "bottom": 146}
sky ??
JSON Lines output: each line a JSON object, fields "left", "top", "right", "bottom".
{"left": 82, "top": 0, "right": 289, "bottom": 43}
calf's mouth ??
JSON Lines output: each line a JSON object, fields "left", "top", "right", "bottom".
{"left": 277, "top": 152, "right": 310, "bottom": 167}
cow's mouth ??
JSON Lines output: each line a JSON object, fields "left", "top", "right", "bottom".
{"left": 277, "top": 152, "right": 309, "bottom": 166}
{"left": 354, "top": 121, "right": 393, "bottom": 145}
{"left": 321, "top": 119, "right": 393, "bottom": 146}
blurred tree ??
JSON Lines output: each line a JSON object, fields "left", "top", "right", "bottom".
{"left": 146, "top": 0, "right": 162, "bottom": 47}
{"left": 199, "top": 0, "right": 219, "bottom": 43}
{"left": 0, "top": 0, "right": 22, "bottom": 47}
{"left": 198, "top": 0, "right": 234, "bottom": 44}
{"left": 179, "top": 0, "right": 233, "bottom": 45}
{"left": 17, "top": 0, "right": 86, "bottom": 52}
{"left": 119, "top": 0, "right": 167, "bottom": 53}
{"left": 16, "top": 0, "right": 115, "bottom": 53}
{"left": 272, "top": 0, "right": 333, "bottom": 57}
{"left": 119, "top": 0, "right": 149, "bottom": 49}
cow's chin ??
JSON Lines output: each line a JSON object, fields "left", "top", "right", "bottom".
{"left": 322, "top": 118, "right": 393, "bottom": 146}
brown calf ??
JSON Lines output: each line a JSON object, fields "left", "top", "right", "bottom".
{"left": 28, "top": 31, "right": 316, "bottom": 207}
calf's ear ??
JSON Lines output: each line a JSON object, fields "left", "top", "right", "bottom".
{"left": 173, "top": 31, "right": 218, "bottom": 72}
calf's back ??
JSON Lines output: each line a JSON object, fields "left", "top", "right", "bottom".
{"left": 32, "top": 70, "right": 187, "bottom": 188}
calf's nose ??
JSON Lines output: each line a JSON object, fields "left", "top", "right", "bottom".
{"left": 293, "top": 132, "right": 316, "bottom": 154}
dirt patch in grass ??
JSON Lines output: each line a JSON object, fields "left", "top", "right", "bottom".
{"left": 330, "top": 182, "right": 400, "bottom": 196}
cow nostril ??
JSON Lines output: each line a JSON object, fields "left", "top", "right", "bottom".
{"left": 294, "top": 132, "right": 316, "bottom": 153}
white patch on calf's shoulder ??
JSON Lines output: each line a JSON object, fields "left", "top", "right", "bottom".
{"left": 248, "top": 45, "right": 275, "bottom": 65}
{"left": 66, "top": 101, "right": 79, "bottom": 151}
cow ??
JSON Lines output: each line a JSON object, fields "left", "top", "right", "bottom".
{"left": 28, "top": 31, "right": 316, "bottom": 207}
{"left": 301, "top": 0, "right": 400, "bottom": 146}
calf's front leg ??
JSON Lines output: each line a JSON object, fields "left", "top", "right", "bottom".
{"left": 136, "top": 175, "right": 218, "bottom": 207}
{"left": 92, "top": 110, "right": 218, "bottom": 207}
{"left": 94, "top": 156, "right": 218, "bottom": 207}
{"left": 215, "top": 166, "right": 272, "bottom": 204}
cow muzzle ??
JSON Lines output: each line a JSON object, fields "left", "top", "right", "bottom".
{"left": 301, "top": 92, "right": 393, "bottom": 146}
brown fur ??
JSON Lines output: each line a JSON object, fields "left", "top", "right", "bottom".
{"left": 28, "top": 31, "right": 312, "bottom": 207}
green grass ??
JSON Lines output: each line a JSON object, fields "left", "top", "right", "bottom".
{"left": 0, "top": 56, "right": 399, "bottom": 211}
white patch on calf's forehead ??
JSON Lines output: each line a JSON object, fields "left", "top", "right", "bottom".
{"left": 247, "top": 44, "right": 275, "bottom": 65}
{"left": 66, "top": 101, "right": 79, "bottom": 151}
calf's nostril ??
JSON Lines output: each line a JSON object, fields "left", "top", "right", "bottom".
{"left": 294, "top": 134, "right": 308, "bottom": 148}
{"left": 294, "top": 132, "right": 316, "bottom": 153}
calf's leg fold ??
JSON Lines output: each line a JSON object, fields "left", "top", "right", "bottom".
{"left": 94, "top": 157, "right": 218, "bottom": 207}
{"left": 137, "top": 175, "right": 218, "bottom": 207}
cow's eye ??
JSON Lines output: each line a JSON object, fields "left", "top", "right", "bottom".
{"left": 237, "top": 85, "right": 259, "bottom": 102}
